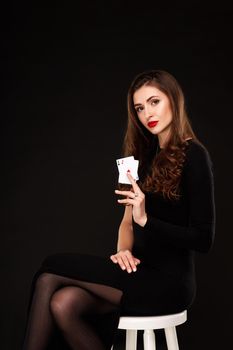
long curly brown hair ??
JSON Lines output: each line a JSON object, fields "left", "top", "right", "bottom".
{"left": 119, "top": 69, "right": 201, "bottom": 201}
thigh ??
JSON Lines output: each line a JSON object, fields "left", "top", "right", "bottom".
{"left": 51, "top": 285, "right": 120, "bottom": 315}
{"left": 51, "top": 273, "right": 123, "bottom": 306}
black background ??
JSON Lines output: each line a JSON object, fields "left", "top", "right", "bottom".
{"left": 1, "top": 1, "right": 233, "bottom": 349}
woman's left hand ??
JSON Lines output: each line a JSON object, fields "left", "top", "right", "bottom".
{"left": 115, "top": 172, "right": 148, "bottom": 227}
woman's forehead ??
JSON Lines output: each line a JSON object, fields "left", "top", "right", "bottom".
{"left": 133, "top": 85, "right": 165, "bottom": 104}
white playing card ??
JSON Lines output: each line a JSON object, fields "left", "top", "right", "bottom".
{"left": 119, "top": 160, "right": 139, "bottom": 184}
{"left": 116, "top": 156, "right": 134, "bottom": 172}
{"left": 116, "top": 156, "right": 139, "bottom": 184}
{"left": 116, "top": 156, "right": 134, "bottom": 179}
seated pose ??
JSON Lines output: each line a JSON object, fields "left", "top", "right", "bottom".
{"left": 22, "top": 70, "right": 215, "bottom": 350}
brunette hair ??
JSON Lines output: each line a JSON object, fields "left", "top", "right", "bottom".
{"left": 120, "top": 69, "right": 201, "bottom": 200}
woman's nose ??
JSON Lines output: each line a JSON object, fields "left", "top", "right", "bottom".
{"left": 144, "top": 105, "right": 153, "bottom": 119}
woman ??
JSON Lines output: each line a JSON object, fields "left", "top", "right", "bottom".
{"left": 22, "top": 70, "right": 215, "bottom": 350}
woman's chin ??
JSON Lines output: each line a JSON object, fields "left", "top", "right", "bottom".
{"left": 148, "top": 128, "right": 159, "bottom": 135}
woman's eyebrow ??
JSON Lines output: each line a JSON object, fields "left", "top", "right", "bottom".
{"left": 134, "top": 95, "right": 160, "bottom": 107}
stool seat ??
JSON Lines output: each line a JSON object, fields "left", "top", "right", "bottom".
{"left": 118, "top": 310, "right": 187, "bottom": 330}
{"left": 113, "top": 310, "right": 187, "bottom": 350}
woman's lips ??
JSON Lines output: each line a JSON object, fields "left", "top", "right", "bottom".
{"left": 148, "top": 121, "right": 158, "bottom": 128}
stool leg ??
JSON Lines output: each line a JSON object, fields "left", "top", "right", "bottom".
{"left": 143, "top": 329, "right": 156, "bottom": 350}
{"left": 164, "top": 326, "right": 179, "bottom": 350}
{"left": 126, "top": 329, "right": 137, "bottom": 350}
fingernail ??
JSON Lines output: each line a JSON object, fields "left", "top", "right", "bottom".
{"left": 122, "top": 266, "right": 125, "bottom": 270}
{"left": 128, "top": 269, "right": 132, "bottom": 273}
{"left": 133, "top": 268, "right": 136, "bottom": 272}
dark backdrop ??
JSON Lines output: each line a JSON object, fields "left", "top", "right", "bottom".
{"left": 1, "top": 2, "right": 233, "bottom": 349}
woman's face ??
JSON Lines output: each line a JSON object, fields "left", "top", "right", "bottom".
{"left": 133, "top": 84, "right": 173, "bottom": 146}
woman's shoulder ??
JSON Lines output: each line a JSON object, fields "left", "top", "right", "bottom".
{"left": 184, "top": 138, "right": 214, "bottom": 170}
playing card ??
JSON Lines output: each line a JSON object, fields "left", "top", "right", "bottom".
{"left": 116, "top": 156, "right": 134, "bottom": 173}
{"left": 116, "top": 156, "right": 139, "bottom": 184}
{"left": 119, "top": 159, "right": 139, "bottom": 184}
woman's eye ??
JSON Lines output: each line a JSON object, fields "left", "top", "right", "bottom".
{"left": 151, "top": 99, "right": 160, "bottom": 105}
{"left": 136, "top": 106, "right": 143, "bottom": 112}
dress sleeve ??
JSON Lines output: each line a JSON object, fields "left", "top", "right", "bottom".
{"left": 142, "top": 144, "right": 216, "bottom": 253}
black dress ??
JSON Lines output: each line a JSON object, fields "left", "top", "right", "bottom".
{"left": 27, "top": 139, "right": 215, "bottom": 348}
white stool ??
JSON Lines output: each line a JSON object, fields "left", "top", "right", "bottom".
{"left": 113, "top": 310, "right": 187, "bottom": 350}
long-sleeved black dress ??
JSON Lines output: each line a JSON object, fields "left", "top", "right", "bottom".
{"left": 27, "top": 139, "right": 215, "bottom": 349}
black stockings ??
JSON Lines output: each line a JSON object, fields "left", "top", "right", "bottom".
{"left": 22, "top": 272, "right": 123, "bottom": 350}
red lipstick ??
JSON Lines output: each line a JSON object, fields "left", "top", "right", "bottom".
{"left": 148, "top": 121, "right": 158, "bottom": 128}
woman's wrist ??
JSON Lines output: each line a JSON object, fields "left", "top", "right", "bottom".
{"left": 117, "top": 248, "right": 132, "bottom": 253}
{"left": 137, "top": 213, "right": 148, "bottom": 227}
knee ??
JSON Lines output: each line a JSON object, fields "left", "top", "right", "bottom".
{"left": 50, "top": 287, "right": 77, "bottom": 322}
{"left": 35, "top": 272, "right": 55, "bottom": 290}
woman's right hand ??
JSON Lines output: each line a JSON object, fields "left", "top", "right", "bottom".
{"left": 110, "top": 250, "right": 141, "bottom": 273}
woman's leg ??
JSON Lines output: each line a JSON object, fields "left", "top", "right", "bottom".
{"left": 50, "top": 285, "right": 120, "bottom": 350}
{"left": 22, "top": 272, "right": 123, "bottom": 350}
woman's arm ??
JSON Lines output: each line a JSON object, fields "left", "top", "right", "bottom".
{"left": 110, "top": 204, "right": 141, "bottom": 273}
{"left": 117, "top": 205, "right": 134, "bottom": 252}
{"left": 141, "top": 144, "right": 216, "bottom": 253}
